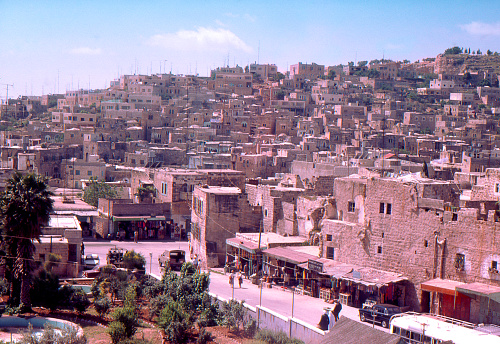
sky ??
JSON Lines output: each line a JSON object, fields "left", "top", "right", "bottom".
{"left": 2, "top": 0, "right": 500, "bottom": 98}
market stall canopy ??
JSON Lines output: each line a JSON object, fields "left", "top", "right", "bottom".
{"left": 112, "top": 215, "right": 166, "bottom": 222}
{"left": 226, "top": 237, "right": 263, "bottom": 253}
{"left": 298, "top": 258, "right": 356, "bottom": 278}
{"left": 421, "top": 278, "right": 466, "bottom": 296}
{"left": 456, "top": 282, "right": 500, "bottom": 303}
{"left": 263, "top": 246, "right": 317, "bottom": 265}
{"left": 342, "top": 267, "right": 406, "bottom": 287}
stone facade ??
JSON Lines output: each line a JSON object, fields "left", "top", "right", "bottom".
{"left": 191, "top": 186, "right": 261, "bottom": 268}
{"left": 320, "top": 175, "right": 500, "bottom": 323}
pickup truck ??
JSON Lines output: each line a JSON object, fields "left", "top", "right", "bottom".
{"left": 358, "top": 303, "right": 402, "bottom": 328}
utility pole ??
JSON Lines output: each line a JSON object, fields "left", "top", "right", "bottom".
{"left": 1, "top": 83, "right": 13, "bottom": 117}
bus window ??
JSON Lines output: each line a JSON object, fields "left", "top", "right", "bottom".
{"left": 392, "top": 326, "right": 401, "bottom": 335}
{"left": 410, "top": 332, "right": 421, "bottom": 341}
{"left": 422, "top": 336, "right": 432, "bottom": 343}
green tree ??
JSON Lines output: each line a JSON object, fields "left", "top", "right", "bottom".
{"left": 275, "top": 72, "right": 286, "bottom": 81}
{"left": 326, "top": 70, "right": 336, "bottom": 80}
{"left": 479, "top": 79, "right": 492, "bottom": 87}
{"left": 357, "top": 60, "right": 368, "bottom": 67}
{"left": 0, "top": 172, "right": 53, "bottom": 312}
{"left": 477, "top": 49, "right": 482, "bottom": 55}
{"left": 135, "top": 185, "right": 156, "bottom": 203}
{"left": 123, "top": 250, "right": 146, "bottom": 271}
{"left": 83, "top": 178, "right": 117, "bottom": 207}
{"left": 487, "top": 49, "right": 493, "bottom": 56}
{"left": 444, "top": 46, "right": 463, "bottom": 55}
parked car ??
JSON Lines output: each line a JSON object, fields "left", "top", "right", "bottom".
{"left": 83, "top": 264, "right": 118, "bottom": 278}
{"left": 359, "top": 303, "right": 402, "bottom": 328}
{"left": 82, "top": 254, "right": 100, "bottom": 270}
{"left": 106, "top": 247, "right": 124, "bottom": 267}
{"left": 159, "top": 249, "right": 185, "bottom": 270}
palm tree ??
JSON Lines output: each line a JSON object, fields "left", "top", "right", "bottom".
{"left": 0, "top": 172, "right": 53, "bottom": 312}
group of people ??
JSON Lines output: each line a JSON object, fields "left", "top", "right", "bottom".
{"left": 229, "top": 271, "right": 244, "bottom": 288}
{"left": 318, "top": 301, "right": 342, "bottom": 331}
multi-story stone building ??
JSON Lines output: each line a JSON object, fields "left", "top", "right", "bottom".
{"left": 319, "top": 174, "right": 500, "bottom": 324}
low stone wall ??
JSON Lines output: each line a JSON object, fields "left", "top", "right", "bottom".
{"left": 208, "top": 292, "right": 325, "bottom": 343}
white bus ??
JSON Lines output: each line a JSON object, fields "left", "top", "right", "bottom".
{"left": 390, "top": 312, "right": 500, "bottom": 344}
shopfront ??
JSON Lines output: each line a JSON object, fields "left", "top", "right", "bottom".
{"left": 262, "top": 246, "right": 317, "bottom": 289}
{"left": 112, "top": 215, "right": 167, "bottom": 240}
{"left": 226, "top": 237, "right": 263, "bottom": 277}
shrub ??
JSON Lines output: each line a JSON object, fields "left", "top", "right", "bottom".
{"left": 196, "top": 328, "right": 213, "bottom": 344}
{"left": 254, "top": 329, "right": 305, "bottom": 344}
{"left": 94, "top": 296, "right": 112, "bottom": 315}
{"left": 244, "top": 319, "right": 258, "bottom": 338}
{"left": 111, "top": 306, "right": 139, "bottom": 339}
{"left": 70, "top": 288, "right": 91, "bottom": 313}
{"left": 219, "top": 299, "right": 246, "bottom": 331}
{"left": 108, "top": 321, "right": 126, "bottom": 344}
{"left": 19, "top": 323, "right": 87, "bottom": 344}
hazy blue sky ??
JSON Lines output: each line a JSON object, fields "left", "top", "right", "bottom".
{"left": 2, "top": 0, "right": 500, "bottom": 98}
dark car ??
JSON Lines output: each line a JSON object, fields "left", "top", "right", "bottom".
{"left": 359, "top": 303, "right": 402, "bottom": 328}
{"left": 83, "top": 264, "right": 118, "bottom": 278}
{"left": 159, "top": 249, "right": 186, "bottom": 270}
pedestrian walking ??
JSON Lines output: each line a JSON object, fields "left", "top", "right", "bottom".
{"left": 193, "top": 254, "right": 199, "bottom": 271}
{"left": 229, "top": 273, "right": 235, "bottom": 287}
{"left": 237, "top": 272, "right": 243, "bottom": 288}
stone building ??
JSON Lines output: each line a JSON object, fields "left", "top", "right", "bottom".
{"left": 190, "top": 186, "right": 261, "bottom": 268}
{"left": 320, "top": 174, "right": 500, "bottom": 324}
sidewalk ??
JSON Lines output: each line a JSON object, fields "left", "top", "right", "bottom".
{"left": 206, "top": 268, "right": 377, "bottom": 330}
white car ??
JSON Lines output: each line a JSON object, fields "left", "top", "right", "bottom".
{"left": 82, "top": 254, "right": 100, "bottom": 270}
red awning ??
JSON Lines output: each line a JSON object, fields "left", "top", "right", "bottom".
{"left": 421, "top": 278, "right": 465, "bottom": 295}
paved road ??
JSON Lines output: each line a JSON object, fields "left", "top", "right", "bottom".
{"left": 83, "top": 239, "right": 389, "bottom": 332}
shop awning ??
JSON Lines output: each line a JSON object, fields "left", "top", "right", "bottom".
{"left": 112, "top": 215, "right": 166, "bottom": 222}
{"left": 263, "top": 246, "right": 317, "bottom": 265}
{"left": 297, "top": 258, "right": 356, "bottom": 278}
{"left": 226, "top": 237, "right": 263, "bottom": 253}
{"left": 456, "top": 282, "right": 500, "bottom": 303}
{"left": 342, "top": 267, "right": 407, "bottom": 287}
{"left": 421, "top": 278, "right": 465, "bottom": 296}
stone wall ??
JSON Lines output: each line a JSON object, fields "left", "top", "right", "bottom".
{"left": 322, "top": 176, "right": 500, "bottom": 315}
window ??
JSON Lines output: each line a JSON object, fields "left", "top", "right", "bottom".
{"left": 496, "top": 183, "right": 500, "bottom": 193}
{"left": 348, "top": 201, "right": 355, "bottom": 212}
{"left": 455, "top": 253, "right": 465, "bottom": 271}
{"left": 264, "top": 209, "right": 268, "bottom": 217}
{"left": 492, "top": 261, "right": 498, "bottom": 271}
{"left": 326, "top": 234, "right": 332, "bottom": 241}
{"left": 87, "top": 171, "right": 92, "bottom": 176}
{"left": 379, "top": 203, "right": 385, "bottom": 213}
{"left": 326, "top": 247, "right": 334, "bottom": 259}
{"left": 386, "top": 203, "right": 392, "bottom": 215}
{"left": 75, "top": 170, "right": 80, "bottom": 175}
{"left": 377, "top": 246, "right": 382, "bottom": 254}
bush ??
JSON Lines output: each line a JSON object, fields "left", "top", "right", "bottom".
{"left": 94, "top": 296, "right": 112, "bottom": 315}
{"left": 111, "top": 306, "right": 139, "bottom": 339}
{"left": 123, "top": 250, "right": 146, "bottom": 271}
{"left": 254, "top": 329, "right": 305, "bottom": 344}
{"left": 108, "top": 321, "right": 126, "bottom": 344}
{"left": 196, "top": 328, "right": 213, "bottom": 344}
{"left": 158, "top": 301, "right": 190, "bottom": 343}
{"left": 70, "top": 288, "right": 91, "bottom": 313}
{"left": 0, "top": 278, "right": 10, "bottom": 296}
{"left": 244, "top": 319, "right": 258, "bottom": 337}
{"left": 19, "top": 323, "right": 87, "bottom": 344}
{"left": 219, "top": 299, "right": 246, "bottom": 331}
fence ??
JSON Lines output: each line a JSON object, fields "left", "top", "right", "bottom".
{"left": 208, "top": 292, "right": 325, "bottom": 343}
